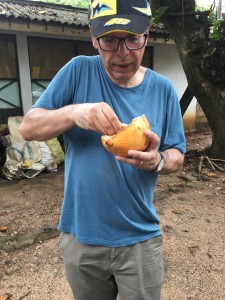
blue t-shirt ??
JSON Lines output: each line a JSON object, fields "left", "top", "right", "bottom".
{"left": 34, "top": 55, "right": 186, "bottom": 247}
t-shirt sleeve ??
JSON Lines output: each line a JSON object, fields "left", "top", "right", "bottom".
{"left": 160, "top": 84, "right": 186, "bottom": 154}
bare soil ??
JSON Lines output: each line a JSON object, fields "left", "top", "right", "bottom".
{"left": 0, "top": 130, "right": 225, "bottom": 300}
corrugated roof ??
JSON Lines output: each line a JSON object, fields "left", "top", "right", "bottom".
{"left": 0, "top": 0, "right": 170, "bottom": 38}
{"left": 0, "top": 0, "right": 88, "bottom": 26}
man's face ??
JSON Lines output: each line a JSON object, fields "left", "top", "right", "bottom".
{"left": 91, "top": 31, "right": 148, "bottom": 87}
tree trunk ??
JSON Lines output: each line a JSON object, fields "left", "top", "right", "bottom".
{"left": 175, "top": 38, "right": 225, "bottom": 158}
{"left": 150, "top": 0, "right": 225, "bottom": 158}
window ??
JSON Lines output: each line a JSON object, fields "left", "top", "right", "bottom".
{"left": 28, "top": 37, "right": 97, "bottom": 103}
{"left": 0, "top": 35, "right": 17, "bottom": 79}
{"left": 142, "top": 46, "right": 153, "bottom": 69}
{"left": 28, "top": 37, "right": 76, "bottom": 80}
{"left": 0, "top": 34, "right": 21, "bottom": 123}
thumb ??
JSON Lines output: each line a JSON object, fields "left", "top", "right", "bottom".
{"left": 144, "top": 130, "right": 160, "bottom": 151}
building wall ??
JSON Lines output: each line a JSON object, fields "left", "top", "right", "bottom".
{"left": 0, "top": 28, "right": 205, "bottom": 131}
{"left": 151, "top": 42, "right": 198, "bottom": 132}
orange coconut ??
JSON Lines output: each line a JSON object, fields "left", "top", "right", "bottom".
{"left": 101, "top": 115, "right": 151, "bottom": 157}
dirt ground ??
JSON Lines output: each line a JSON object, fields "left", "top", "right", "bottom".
{"left": 0, "top": 130, "right": 225, "bottom": 300}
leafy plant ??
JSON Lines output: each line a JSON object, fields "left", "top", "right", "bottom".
{"left": 210, "top": 15, "right": 225, "bottom": 40}
{"left": 153, "top": 5, "right": 169, "bottom": 19}
{"left": 202, "top": 47, "right": 216, "bottom": 59}
{"left": 35, "top": 0, "right": 89, "bottom": 8}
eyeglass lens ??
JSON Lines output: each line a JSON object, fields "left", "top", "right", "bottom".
{"left": 98, "top": 35, "right": 147, "bottom": 51}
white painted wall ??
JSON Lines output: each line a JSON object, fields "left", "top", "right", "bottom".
{"left": 151, "top": 43, "right": 197, "bottom": 131}
{"left": 152, "top": 43, "right": 187, "bottom": 98}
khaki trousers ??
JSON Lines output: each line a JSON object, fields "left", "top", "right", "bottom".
{"left": 58, "top": 233, "right": 164, "bottom": 300}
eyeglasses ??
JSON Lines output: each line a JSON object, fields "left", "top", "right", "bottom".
{"left": 97, "top": 34, "right": 148, "bottom": 52}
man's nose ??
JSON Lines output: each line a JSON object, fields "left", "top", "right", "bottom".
{"left": 116, "top": 41, "right": 129, "bottom": 56}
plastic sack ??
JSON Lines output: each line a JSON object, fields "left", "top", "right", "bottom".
{"left": 1, "top": 116, "right": 45, "bottom": 180}
{"left": 46, "top": 137, "right": 65, "bottom": 165}
{"left": 39, "top": 141, "right": 57, "bottom": 172}
{"left": 2, "top": 141, "right": 45, "bottom": 180}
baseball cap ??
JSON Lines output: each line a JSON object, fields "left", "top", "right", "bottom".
{"left": 88, "top": 0, "right": 152, "bottom": 38}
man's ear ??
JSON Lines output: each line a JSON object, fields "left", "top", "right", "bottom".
{"left": 89, "top": 26, "right": 98, "bottom": 49}
{"left": 145, "top": 34, "right": 149, "bottom": 46}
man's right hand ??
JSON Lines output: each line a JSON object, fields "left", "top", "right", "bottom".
{"left": 72, "top": 102, "right": 122, "bottom": 136}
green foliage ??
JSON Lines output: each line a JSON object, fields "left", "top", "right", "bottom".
{"left": 151, "top": 5, "right": 169, "bottom": 25}
{"left": 210, "top": 15, "right": 225, "bottom": 40}
{"left": 36, "top": 0, "right": 89, "bottom": 8}
{"left": 195, "top": 4, "right": 217, "bottom": 24}
{"left": 202, "top": 47, "right": 216, "bottom": 59}
{"left": 153, "top": 5, "right": 169, "bottom": 19}
{"left": 208, "top": 10, "right": 217, "bottom": 24}
{"left": 195, "top": 4, "right": 212, "bottom": 12}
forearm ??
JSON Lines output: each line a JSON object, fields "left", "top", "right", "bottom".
{"left": 20, "top": 102, "right": 123, "bottom": 141}
{"left": 159, "top": 148, "right": 185, "bottom": 175}
{"left": 20, "top": 106, "right": 75, "bottom": 141}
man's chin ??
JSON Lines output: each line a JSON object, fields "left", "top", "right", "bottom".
{"left": 110, "top": 74, "right": 135, "bottom": 86}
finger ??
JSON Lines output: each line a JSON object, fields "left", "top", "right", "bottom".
{"left": 100, "top": 104, "right": 122, "bottom": 135}
{"left": 144, "top": 130, "right": 160, "bottom": 151}
{"left": 94, "top": 111, "right": 115, "bottom": 135}
{"left": 127, "top": 130, "right": 160, "bottom": 158}
{"left": 87, "top": 105, "right": 116, "bottom": 134}
{"left": 94, "top": 116, "right": 106, "bottom": 133}
{"left": 116, "top": 155, "right": 141, "bottom": 167}
{"left": 116, "top": 155, "right": 149, "bottom": 170}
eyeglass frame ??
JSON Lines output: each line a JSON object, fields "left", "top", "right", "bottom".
{"left": 96, "top": 34, "right": 149, "bottom": 52}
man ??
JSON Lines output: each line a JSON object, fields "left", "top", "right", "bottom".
{"left": 20, "top": 0, "right": 186, "bottom": 299}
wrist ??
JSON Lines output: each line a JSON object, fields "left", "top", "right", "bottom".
{"left": 153, "top": 152, "right": 165, "bottom": 173}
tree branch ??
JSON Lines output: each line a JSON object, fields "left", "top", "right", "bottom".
{"left": 180, "top": 86, "right": 194, "bottom": 116}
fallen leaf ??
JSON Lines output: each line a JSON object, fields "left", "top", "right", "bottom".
{"left": 207, "top": 172, "right": 218, "bottom": 177}
{"left": 0, "top": 293, "right": 12, "bottom": 300}
{"left": 0, "top": 226, "right": 8, "bottom": 232}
